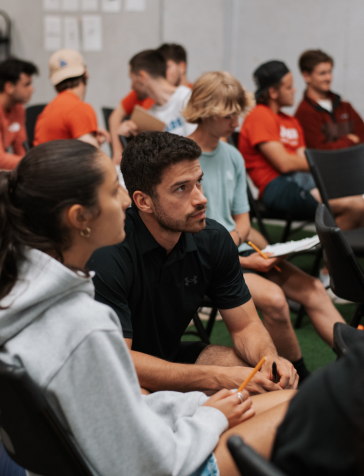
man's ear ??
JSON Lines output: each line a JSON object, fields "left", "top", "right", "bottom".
{"left": 179, "top": 61, "right": 187, "bottom": 75}
{"left": 65, "top": 204, "right": 89, "bottom": 231}
{"left": 4, "top": 81, "right": 15, "bottom": 95}
{"left": 138, "top": 70, "right": 149, "bottom": 83}
{"left": 302, "top": 71, "right": 311, "bottom": 84}
{"left": 133, "top": 191, "right": 153, "bottom": 214}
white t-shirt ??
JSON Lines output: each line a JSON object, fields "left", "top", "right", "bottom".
{"left": 149, "top": 85, "right": 197, "bottom": 137}
{"left": 317, "top": 99, "right": 333, "bottom": 112}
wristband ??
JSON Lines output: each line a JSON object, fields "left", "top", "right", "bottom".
{"left": 233, "top": 229, "right": 242, "bottom": 247}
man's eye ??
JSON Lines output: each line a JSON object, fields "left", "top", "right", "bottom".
{"left": 177, "top": 185, "right": 185, "bottom": 191}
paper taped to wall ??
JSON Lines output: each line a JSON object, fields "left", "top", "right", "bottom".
{"left": 82, "top": 15, "right": 102, "bottom": 51}
{"left": 82, "top": 0, "right": 99, "bottom": 11}
{"left": 44, "top": 16, "right": 62, "bottom": 51}
{"left": 43, "top": 0, "right": 60, "bottom": 11}
{"left": 101, "top": 0, "right": 121, "bottom": 12}
{"left": 125, "top": 0, "right": 146, "bottom": 12}
{"left": 64, "top": 17, "right": 80, "bottom": 50}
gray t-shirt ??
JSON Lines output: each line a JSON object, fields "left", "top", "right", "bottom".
{"left": 199, "top": 140, "right": 251, "bottom": 252}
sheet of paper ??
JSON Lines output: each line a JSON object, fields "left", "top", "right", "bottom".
{"left": 261, "top": 235, "right": 320, "bottom": 257}
{"left": 44, "top": 16, "right": 62, "bottom": 51}
{"left": 62, "top": 0, "right": 79, "bottom": 11}
{"left": 64, "top": 17, "right": 80, "bottom": 50}
{"left": 43, "top": 0, "right": 60, "bottom": 11}
{"left": 125, "top": 0, "right": 146, "bottom": 11}
{"left": 82, "top": 15, "right": 102, "bottom": 51}
{"left": 81, "top": 0, "right": 99, "bottom": 10}
{"left": 101, "top": 0, "right": 121, "bottom": 12}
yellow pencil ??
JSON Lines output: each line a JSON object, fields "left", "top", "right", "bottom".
{"left": 248, "top": 241, "right": 282, "bottom": 272}
{"left": 237, "top": 356, "right": 267, "bottom": 393}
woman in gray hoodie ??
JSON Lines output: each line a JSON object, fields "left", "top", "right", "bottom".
{"left": 0, "top": 139, "right": 293, "bottom": 476}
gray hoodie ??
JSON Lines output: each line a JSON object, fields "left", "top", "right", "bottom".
{"left": 0, "top": 248, "right": 228, "bottom": 476}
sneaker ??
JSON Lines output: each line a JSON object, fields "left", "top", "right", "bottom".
{"left": 319, "top": 269, "right": 330, "bottom": 289}
{"left": 326, "top": 287, "right": 353, "bottom": 305}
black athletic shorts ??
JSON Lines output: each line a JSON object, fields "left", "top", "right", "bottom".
{"left": 173, "top": 341, "right": 208, "bottom": 364}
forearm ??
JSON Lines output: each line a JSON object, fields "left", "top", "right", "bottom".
{"left": 109, "top": 108, "right": 124, "bottom": 163}
{"left": 0, "top": 149, "right": 23, "bottom": 170}
{"left": 131, "top": 350, "right": 227, "bottom": 392}
{"left": 278, "top": 152, "right": 309, "bottom": 173}
{"left": 232, "top": 321, "right": 278, "bottom": 367}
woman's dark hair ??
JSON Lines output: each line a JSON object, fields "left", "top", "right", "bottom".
{"left": 121, "top": 131, "right": 201, "bottom": 204}
{"left": 256, "top": 80, "right": 282, "bottom": 105}
{"left": 0, "top": 139, "right": 104, "bottom": 302}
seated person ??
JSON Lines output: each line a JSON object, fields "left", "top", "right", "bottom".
{"left": 272, "top": 342, "right": 364, "bottom": 475}
{"left": 33, "top": 49, "right": 109, "bottom": 148}
{"left": 186, "top": 71, "right": 346, "bottom": 382}
{"left": 109, "top": 43, "right": 191, "bottom": 163}
{"left": 156, "top": 43, "right": 192, "bottom": 88}
{"left": 89, "top": 131, "right": 298, "bottom": 395}
{"left": 295, "top": 49, "right": 364, "bottom": 149}
{"left": 110, "top": 49, "right": 196, "bottom": 164}
{"left": 0, "top": 58, "right": 38, "bottom": 170}
{"left": 0, "top": 140, "right": 295, "bottom": 476}
{"left": 239, "top": 60, "right": 364, "bottom": 230}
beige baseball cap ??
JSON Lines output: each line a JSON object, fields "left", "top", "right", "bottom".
{"left": 49, "top": 49, "right": 86, "bottom": 86}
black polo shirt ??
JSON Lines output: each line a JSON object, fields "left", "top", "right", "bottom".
{"left": 88, "top": 207, "right": 251, "bottom": 361}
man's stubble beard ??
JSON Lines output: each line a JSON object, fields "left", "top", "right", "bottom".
{"left": 153, "top": 197, "right": 206, "bottom": 234}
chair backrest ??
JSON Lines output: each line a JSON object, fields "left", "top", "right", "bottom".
{"left": 0, "top": 360, "right": 94, "bottom": 476}
{"left": 101, "top": 107, "right": 113, "bottom": 132}
{"left": 305, "top": 144, "right": 364, "bottom": 216}
{"left": 315, "top": 203, "right": 364, "bottom": 303}
{"left": 25, "top": 104, "right": 46, "bottom": 148}
{"left": 227, "top": 436, "right": 287, "bottom": 476}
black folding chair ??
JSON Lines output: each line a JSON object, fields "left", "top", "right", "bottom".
{"left": 315, "top": 204, "right": 364, "bottom": 356}
{"left": 184, "top": 296, "right": 219, "bottom": 344}
{"left": 25, "top": 104, "right": 46, "bottom": 148}
{"left": 228, "top": 436, "right": 287, "bottom": 476}
{"left": 102, "top": 107, "right": 130, "bottom": 156}
{"left": 0, "top": 359, "right": 94, "bottom": 476}
{"left": 306, "top": 144, "right": 364, "bottom": 256}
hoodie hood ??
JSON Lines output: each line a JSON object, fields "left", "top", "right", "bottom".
{"left": 0, "top": 247, "right": 94, "bottom": 347}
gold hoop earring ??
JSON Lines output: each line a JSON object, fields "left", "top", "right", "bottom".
{"left": 80, "top": 227, "right": 91, "bottom": 238}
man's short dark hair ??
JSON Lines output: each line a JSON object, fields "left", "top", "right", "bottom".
{"left": 0, "top": 58, "right": 38, "bottom": 92}
{"left": 299, "top": 50, "right": 334, "bottom": 74}
{"left": 121, "top": 131, "right": 201, "bottom": 204}
{"left": 129, "top": 50, "right": 166, "bottom": 78}
{"left": 55, "top": 73, "right": 87, "bottom": 93}
{"left": 156, "top": 43, "right": 187, "bottom": 64}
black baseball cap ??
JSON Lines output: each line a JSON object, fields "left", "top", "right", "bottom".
{"left": 253, "top": 60, "right": 290, "bottom": 99}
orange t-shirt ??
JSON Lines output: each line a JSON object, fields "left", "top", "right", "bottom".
{"left": 0, "top": 103, "right": 27, "bottom": 170}
{"left": 239, "top": 104, "right": 305, "bottom": 197}
{"left": 34, "top": 90, "right": 98, "bottom": 146}
{"left": 121, "top": 90, "right": 155, "bottom": 116}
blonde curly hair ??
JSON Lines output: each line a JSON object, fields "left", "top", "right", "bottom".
{"left": 183, "top": 71, "right": 254, "bottom": 124}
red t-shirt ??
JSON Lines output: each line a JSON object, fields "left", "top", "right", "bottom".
{"left": 239, "top": 104, "right": 305, "bottom": 197}
{"left": 34, "top": 90, "right": 98, "bottom": 146}
{"left": 121, "top": 90, "right": 155, "bottom": 115}
{"left": 0, "top": 103, "right": 27, "bottom": 170}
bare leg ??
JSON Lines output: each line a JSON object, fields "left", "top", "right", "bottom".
{"left": 215, "top": 400, "right": 291, "bottom": 476}
{"left": 244, "top": 274, "right": 302, "bottom": 362}
{"left": 329, "top": 195, "right": 364, "bottom": 230}
{"left": 267, "top": 261, "right": 345, "bottom": 347}
{"left": 196, "top": 344, "right": 250, "bottom": 367}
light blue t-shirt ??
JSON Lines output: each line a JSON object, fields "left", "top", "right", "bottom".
{"left": 199, "top": 140, "right": 251, "bottom": 252}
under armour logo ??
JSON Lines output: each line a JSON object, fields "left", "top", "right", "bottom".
{"left": 59, "top": 59, "right": 67, "bottom": 67}
{"left": 185, "top": 276, "right": 198, "bottom": 286}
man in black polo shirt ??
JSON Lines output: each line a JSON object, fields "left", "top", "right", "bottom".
{"left": 89, "top": 131, "right": 297, "bottom": 394}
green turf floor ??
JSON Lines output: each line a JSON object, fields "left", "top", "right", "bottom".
{"left": 182, "top": 221, "right": 359, "bottom": 373}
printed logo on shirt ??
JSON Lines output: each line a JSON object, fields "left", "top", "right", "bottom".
{"left": 280, "top": 125, "right": 299, "bottom": 146}
{"left": 340, "top": 113, "right": 349, "bottom": 120}
{"left": 8, "top": 122, "right": 21, "bottom": 133}
{"left": 185, "top": 276, "right": 198, "bottom": 286}
{"left": 165, "top": 117, "right": 183, "bottom": 132}
{"left": 226, "top": 171, "right": 234, "bottom": 181}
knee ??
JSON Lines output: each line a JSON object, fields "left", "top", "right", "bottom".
{"left": 261, "top": 288, "right": 289, "bottom": 321}
{"left": 304, "top": 277, "right": 328, "bottom": 304}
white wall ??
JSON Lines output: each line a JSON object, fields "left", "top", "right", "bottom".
{"left": 1, "top": 0, "right": 364, "bottom": 152}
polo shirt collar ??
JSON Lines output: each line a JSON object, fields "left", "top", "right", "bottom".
{"left": 129, "top": 207, "right": 197, "bottom": 255}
